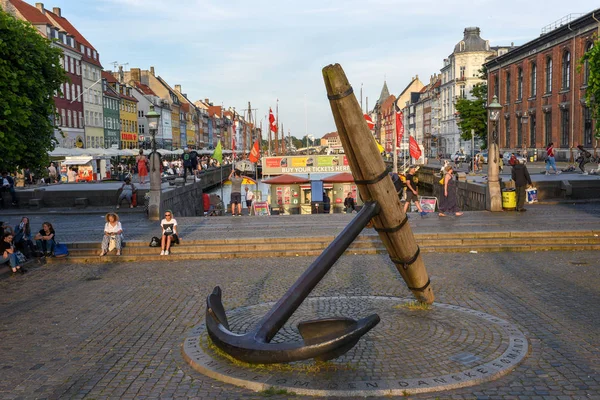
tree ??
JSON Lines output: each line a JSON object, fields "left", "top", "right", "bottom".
{"left": 580, "top": 37, "right": 600, "bottom": 141}
{"left": 0, "top": 10, "right": 66, "bottom": 172}
{"left": 455, "top": 68, "right": 488, "bottom": 149}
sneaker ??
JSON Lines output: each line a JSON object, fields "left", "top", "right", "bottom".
{"left": 557, "top": 171, "right": 561, "bottom": 175}
{"left": 583, "top": 171, "right": 589, "bottom": 175}
{"left": 545, "top": 171, "right": 549, "bottom": 175}
{"left": 160, "top": 250, "right": 165, "bottom": 256}
{"left": 165, "top": 250, "right": 169, "bottom": 255}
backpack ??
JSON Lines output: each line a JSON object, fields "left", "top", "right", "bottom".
{"left": 149, "top": 236, "right": 160, "bottom": 247}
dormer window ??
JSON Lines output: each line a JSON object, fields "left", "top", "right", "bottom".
{"left": 80, "top": 44, "right": 84, "bottom": 53}
{"left": 93, "top": 50, "right": 97, "bottom": 60}
{"left": 460, "top": 41, "right": 465, "bottom": 51}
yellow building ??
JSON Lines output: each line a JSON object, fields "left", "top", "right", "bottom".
{"left": 119, "top": 85, "right": 139, "bottom": 149}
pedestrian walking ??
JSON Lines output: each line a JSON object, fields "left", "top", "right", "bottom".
{"left": 136, "top": 149, "right": 149, "bottom": 184}
{"left": 229, "top": 169, "right": 243, "bottom": 216}
{"left": 403, "top": 165, "right": 427, "bottom": 217}
{"left": 438, "top": 165, "right": 463, "bottom": 217}
{"left": 244, "top": 187, "right": 254, "bottom": 215}
{"left": 545, "top": 142, "right": 560, "bottom": 175}
{"left": 511, "top": 158, "right": 533, "bottom": 212}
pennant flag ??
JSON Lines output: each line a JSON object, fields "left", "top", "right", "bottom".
{"left": 249, "top": 139, "right": 260, "bottom": 163}
{"left": 409, "top": 136, "right": 422, "bottom": 160}
{"left": 213, "top": 140, "right": 223, "bottom": 163}
{"left": 364, "top": 114, "right": 374, "bottom": 130}
{"left": 395, "top": 111, "right": 404, "bottom": 147}
{"left": 375, "top": 140, "right": 385, "bottom": 153}
{"left": 269, "top": 108, "right": 278, "bottom": 133}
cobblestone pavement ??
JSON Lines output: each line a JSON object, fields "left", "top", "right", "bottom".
{"left": 1, "top": 203, "right": 599, "bottom": 245}
{"left": 0, "top": 251, "right": 598, "bottom": 399}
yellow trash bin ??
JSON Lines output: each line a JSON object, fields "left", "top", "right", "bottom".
{"left": 502, "top": 189, "right": 517, "bottom": 210}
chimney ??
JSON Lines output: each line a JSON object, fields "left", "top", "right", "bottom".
{"left": 35, "top": 3, "right": 45, "bottom": 14}
{"left": 174, "top": 84, "right": 182, "bottom": 93}
{"left": 205, "top": 98, "right": 209, "bottom": 104}
{"left": 52, "top": 7, "right": 61, "bottom": 17}
{"left": 130, "top": 68, "right": 141, "bottom": 83}
{"left": 118, "top": 65, "right": 124, "bottom": 83}
{"left": 150, "top": 66, "right": 155, "bottom": 76}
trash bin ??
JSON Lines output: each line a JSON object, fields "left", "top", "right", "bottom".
{"left": 502, "top": 189, "right": 517, "bottom": 210}
{"left": 529, "top": 156, "right": 534, "bottom": 162}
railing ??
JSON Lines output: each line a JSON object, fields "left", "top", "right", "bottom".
{"left": 541, "top": 14, "right": 584, "bottom": 35}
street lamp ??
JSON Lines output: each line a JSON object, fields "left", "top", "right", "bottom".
{"left": 487, "top": 95, "right": 503, "bottom": 211}
{"left": 146, "top": 105, "right": 161, "bottom": 221}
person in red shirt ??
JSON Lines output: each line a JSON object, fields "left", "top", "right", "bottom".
{"left": 545, "top": 142, "right": 560, "bottom": 175}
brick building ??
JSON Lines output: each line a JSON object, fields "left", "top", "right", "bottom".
{"left": 486, "top": 10, "right": 598, "bottom": 160}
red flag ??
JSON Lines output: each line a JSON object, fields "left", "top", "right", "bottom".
{"left": 395, "top": 111, "right": 404, "bottom": 147}
{"left": 269, "top": 108, "right": 277, "bottom": 133}
{"left": 249, "top": 139, "right": 260, "bottom": 163}
{"left": 363, "top": 114, "right": 374, "bottom": 130}
{"left": 409, "top": 136, "right": 422, "bottom": 159}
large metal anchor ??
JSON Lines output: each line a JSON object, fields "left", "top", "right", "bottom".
{"left": 206, "top": 201, "right": 381, "bottom": 364}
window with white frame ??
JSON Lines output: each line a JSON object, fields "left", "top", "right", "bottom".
{"left": 545, "top": 57, "right": 552, "bottom": 93}
{"left": 61, "top": 109, "right": 65, "bottom": 126}
{"left": 562, "top": 51, "right": 570, "bottom": 90}
{"left": 79, "top": 112, "right": 83, "bottom": 128}
{"left": 530, "top": 62, "right": 537, "bottom": 97}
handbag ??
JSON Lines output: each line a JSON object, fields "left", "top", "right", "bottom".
{"left": 108, "top": 236, "right": 116, "bottom": 252}
{"left": 54, "top": 243, "right": 69, "bottom": 258}
{"left": 15, "top": 251, "right": 27, "bottom": 264}
{"left": 171, "top": 234, "right": 180, "bottom": 245}
{"left": 149, "top": 236, "right": 160, "bottom": 247}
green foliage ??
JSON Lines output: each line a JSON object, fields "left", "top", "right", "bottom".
{"left": 580, "top": 37, "right": 600, "bottom": 139}
{"left": 259, "top": 387, "right": 296, "bottom": 397}
{"left": 455, "top": 82, "right": 488, "bottom": 148}
{"left": 0, "top": 10, "right": 66, "bottom": 172}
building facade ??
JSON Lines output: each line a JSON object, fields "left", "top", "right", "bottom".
{"left": 486, "top": 10, "right": 598, "bottom": 160}
{"left": 43, "top": 7, "right": 105, "bottom": 148}
{"left": 101, "top": 74, "right": 120, "bottom": 148}
{"left": 440, "top": 27, "right": 495, "bottom": 156}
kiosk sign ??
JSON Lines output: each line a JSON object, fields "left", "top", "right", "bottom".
{"left": 262, "top": 155, "right": 350, "bottom": 175}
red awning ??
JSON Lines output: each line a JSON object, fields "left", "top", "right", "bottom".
{"left": 262, "top": 174, "right": 310, "bottom": 184}
{"left": 321, "top": 172, "right": 355, "bottom": 183}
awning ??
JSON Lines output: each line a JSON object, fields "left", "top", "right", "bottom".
{"left": 62, "top": 157, "right": 93, "bottom": 165}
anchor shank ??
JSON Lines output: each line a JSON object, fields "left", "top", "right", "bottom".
{"left": 255, "top": 201, "right": 380, "bottom": 343}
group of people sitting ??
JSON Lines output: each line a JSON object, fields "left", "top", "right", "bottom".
{"left": 0, "top": 218, "right": 56, "bottom": 276}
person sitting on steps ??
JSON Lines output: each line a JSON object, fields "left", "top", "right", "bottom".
{"left": 117, "top": 177, "right": 136, "bottom": 209}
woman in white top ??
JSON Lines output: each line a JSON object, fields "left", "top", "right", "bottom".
{"left": 100, "top": 212, "right": 124, "bottom": 256}
{"left": 160, "top": 210, "right": 178, "bottom": 255}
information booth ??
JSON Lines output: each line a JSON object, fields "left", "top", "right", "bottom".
{"left": 262, "top": 174, "right": 309, "bottom": 215}
{"left": 322, "top": 172, "right": 362, "bottom": 213}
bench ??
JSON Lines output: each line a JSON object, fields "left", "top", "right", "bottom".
{"left": 74, "top": 197, "right": 89, "bottom": 208}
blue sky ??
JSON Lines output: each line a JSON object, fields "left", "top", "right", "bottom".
{"left": 46, "top": 0, "right": 596, "bottom": 139}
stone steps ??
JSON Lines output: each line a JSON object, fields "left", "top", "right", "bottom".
{"left": 46, "top": 230, "right": 600, "bottom": 264}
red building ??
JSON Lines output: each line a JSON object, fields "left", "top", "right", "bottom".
{"left": 486, "top": 10, "right": 598, "bottom": 161}
{"left": 2, "top": 0, "right": 85, "bottom": 147}
{"left": 380, "top": 95, "right": 397, "bottom": 152}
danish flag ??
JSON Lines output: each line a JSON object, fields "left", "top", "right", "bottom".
{"left": 363, "top": 114, "right": 374, "bottom": 130}
{"left": 269, "top": 108, "right": 278, "bottom": 133}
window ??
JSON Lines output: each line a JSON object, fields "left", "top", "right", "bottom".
{"left": 544, "top": 112, "right": 552, "bottom": 146}
{"left": 71, "top": 84, "right": 75, "bottom": 100}
{"left": 95, "top": 112, "right": 100, "bottom": 127}
{"left": 459, "top": 86, "right": 466, "bottom": 99}
{"left": 529, "top": 114, "right": 536, "bottom": 147}
{"left": 561, "top": 108, "right": 569, "bottom": 147}
{"left": 505, "top": 117, "right": 511, "bottom": 147}
{"left": 505, "top": 71, "right": 511, "bottom": 103}
{"left": 61, "top": 109, "right": 65, "bottom": 126}
{"left": 77, "top": 85, "right": 81, "bottom": 102}
{"left": 530, "top": 62, "right": 537, "bottom": 97}
{"left": 517, "top": 67, "right": 523, "bottom": 100}
{"left": 67, "top": 110, "right": 72, "bottom": 127}
{"left": 545, "top": 57, "right": 553, "bottom": 93}
{"left": 459, "top": 66, "right": 465, "bottom": 78}
{"left": 76, "top": 60, "right": 80, "bottom": 75}
{"left": 79, "top": 112, "right": 83, "bottom": 128}
{"left": 584, "top": 42, "right": 593, "bottom": 85}
{"left": 517, "top": 117, "right": 522, "bottom": 146}
{"left": 65, "top": 83, "right": 70, "bottom": 100}
{"left": 85, "top": 110, "right": 90, "bottom": 125}
{"left": 584, "top": 106, "right": 593, "bottom": 146}
{"left": 69, "top": 57, "right": 74, "bottom": 74}
{"left": 562, "top": 51, "right": 570, "bottom": 90}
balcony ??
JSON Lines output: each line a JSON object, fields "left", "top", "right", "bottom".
{"left": 456, "top": 76, "right": 467, "bottom": 82}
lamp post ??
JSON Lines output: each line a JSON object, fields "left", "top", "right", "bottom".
{"left": 521, "top": 112, "right": 529, "bottom": 159}
{"left": 486, "top": 95, "right": 503, "bottom": 211}
{"left": 146, "top": 105, "right": 161, "bottom": 221}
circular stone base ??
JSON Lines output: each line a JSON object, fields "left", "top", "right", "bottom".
{"left": 182, "top": 296, "right": 528, "bottom": 396}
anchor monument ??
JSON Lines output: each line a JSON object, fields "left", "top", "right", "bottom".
{"left": 205, "top": 64, "right": 434, "bottom": 364}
